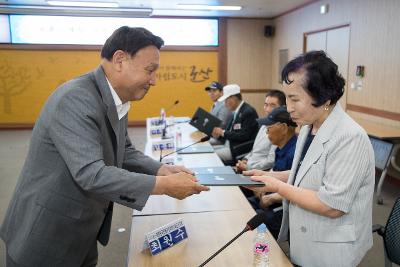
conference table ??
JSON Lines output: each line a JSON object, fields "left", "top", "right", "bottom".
{"left": 126, "top": 118, "right": 293, "bottom": 267}
{"left": 352, "top": 117, "right": 400, "bottom": 204}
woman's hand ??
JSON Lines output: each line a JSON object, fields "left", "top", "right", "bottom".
{"left": 250, "top": 175, "right": 282, "bottom": 194}
{"left": 242, "top": 169, "right": 269, "bottom": 177}
{"left": 259, "top": 193, "right": 282, "bottom": 209}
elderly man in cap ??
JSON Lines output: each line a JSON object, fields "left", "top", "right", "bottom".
{"left": 245, "top": 106, "right": 297, "bottom": 239}
{"left": 205, "top": 81, "right": 233, "bottom": 145}
{"left": 205, "top": 81, "right": 233, "bottom": 129}
{"left": 236, "top": 90, "right": 286, "bottom": 173}
{"left": 211, "top": 84, "right": 259, "bottom": 164}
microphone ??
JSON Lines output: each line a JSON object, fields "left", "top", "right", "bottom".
{"left": 161, "top": 100, "right": 180, "bottom": 139}
{"left": 198, "top": 212, "right": 265, "bottom": 267}
{"left": 159, "top": 136, "right": 211, "bottom": 162}
{"left": 165, "top": 100, "right": 179, "bottom": 113}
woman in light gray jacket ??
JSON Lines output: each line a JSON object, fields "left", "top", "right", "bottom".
{"left": 246, "top": 51, "right": 375, "bottom": 267}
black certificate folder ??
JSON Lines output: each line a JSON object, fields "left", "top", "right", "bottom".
{"left": 189, "top": 107, "right": 222, "bottom": 136}
{"left": 191, "top": 166, "right": 235, "bottom": 175}
{"left": 177, "top": 144, "right": 214, "bottom": 154}
{"left": 196, "top": 173, "right": 264, "bottom": 186}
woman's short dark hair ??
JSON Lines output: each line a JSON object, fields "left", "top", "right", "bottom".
{"left": 281, "top": 50, "right": 345, "bottom": 107}
{"left": 266, "top": 90, "right": 286, "bottom": 106}
{"left": 101, "top": 26, "right": 164, "bottom": 60}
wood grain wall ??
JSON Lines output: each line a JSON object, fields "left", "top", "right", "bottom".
{"left": 226, "top": 19, "right": 273, "bottom": 90}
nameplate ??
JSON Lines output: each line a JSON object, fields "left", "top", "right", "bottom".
{"left": 150, "top": 117, "right": 164, "bottom": 126}
{"left": 151, "top": 139, "right": 174, "bottom": 152}
{"left": 149, "top": 126, "right": 164, "bottom": 137}
{"left": 143, "top": 218, "right": 188, "bottom": 256}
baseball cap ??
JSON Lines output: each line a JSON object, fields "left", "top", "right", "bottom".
{"left": 257, "top": 106, "right": 297, "bottom": 127}
{"left": 205, "top": 81, "right": 223, "bottom": 91}
{"left": 218, "top": 84, "right": 240, "bottom": 102}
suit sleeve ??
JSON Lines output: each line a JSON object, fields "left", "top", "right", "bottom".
{"left": 122, "top": 130, "right": 162, "bottom": 175}
{"left": 316, "top": 132, "right": 375, "bottom": 213}
{"left": 48, "top": 91, "right": 155, "bottom": 210}
{"left": 223, "top": 108, "right": 258, "bottom": 142}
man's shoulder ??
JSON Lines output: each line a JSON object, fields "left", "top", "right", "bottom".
{"left": 45, "top": 72, "right": 104, "bottom": 117}
{"left": 240, "top": 102, "right": 257, "bottom": 114}
{"left": 239, "top": 103, "right": 258, "bottom": 121}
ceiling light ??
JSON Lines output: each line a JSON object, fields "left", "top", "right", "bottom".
{"left": 0, "top": 5, "right": 152, "bottom": 17}
{"left": 176, "top": 4, "right": 242, "bottom": 11}
{"left": 47, "top": 1, "right": 119, "bottom": 8}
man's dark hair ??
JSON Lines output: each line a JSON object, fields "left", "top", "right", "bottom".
{"left": 281, "top": 50, "right": 345, "bottom": 107}
{"left": 101, "top": 26, "right": 164, "bottom": 60}
{"left": 232, "top": 93, "right": 242, "bottom": 101}
{"left": 266, "top": 89, "right": 286, "bottom": 106}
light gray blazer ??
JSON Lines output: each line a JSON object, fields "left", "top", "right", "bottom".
{"left": 278, "top": 104, "right": 375, "bottom": 267}
{"left": 211, "top": 101, "right": 233, "bottom": 129}
{"left": 0, "top": 66, "right": 162, "bottom": 267}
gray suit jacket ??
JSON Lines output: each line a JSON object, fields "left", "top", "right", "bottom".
{"left": 0, "top": 66, "right": 162, "bottom": 267}
{"left": 278, "top": 104, "right": 375, "bottom": 267}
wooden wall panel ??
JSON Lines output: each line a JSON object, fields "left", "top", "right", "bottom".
{"left": 347, "top": 111, "right": 400, "bottom": 129}
{"left": 242, "top": 91, "right": 268, "bottom": 117}
{"left": 226, "top": 19, "right": 273, "bottom": 90}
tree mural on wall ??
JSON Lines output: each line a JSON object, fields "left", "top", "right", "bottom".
{"left": 0, "top": 60, "right": 31, "bottom": 114}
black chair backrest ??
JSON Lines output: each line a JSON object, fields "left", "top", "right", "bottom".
{"left": 384, "top": 197, "right": 400, "bottom": 264}
{"left": 369, "top": 136, "right": 394, "bottom": 171}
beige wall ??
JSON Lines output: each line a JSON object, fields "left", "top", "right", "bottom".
{"left": 226, "top": 19, "right": 273, "bottom": 90}
{"left": 271, "top": 0, "right": 400, "bottom": 128}
{"left": 242, "top": 92, "right": 268, "bottom": 117}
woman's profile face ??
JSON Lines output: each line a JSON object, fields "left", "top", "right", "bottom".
{"left": 283, "top": 70, "right": 326, "bottom": 127}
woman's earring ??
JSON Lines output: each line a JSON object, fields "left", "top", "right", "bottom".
{"left": 324, "top": 105, "right": 329, "bottom": 111}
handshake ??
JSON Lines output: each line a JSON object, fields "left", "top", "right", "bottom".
{"left": 152, "top": 164, "right": 210, "bottom": 200}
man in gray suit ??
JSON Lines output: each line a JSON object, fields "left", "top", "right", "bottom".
{"left": 205, "top": 81, "right": 232, "bottom": 129}
{"left": 205, "top": 81, "right": 233, "bottom": 145}
{"left": 0, "top": 26, "right": 209, "bottom": 267}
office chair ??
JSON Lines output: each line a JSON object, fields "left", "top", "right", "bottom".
{"left": 232, "top": 140, "right": 255, "bottom": 161}
{"left": 373, "top": 196, "right": 400, "bottom": 267}
{"left": 369, "top": 136, "right": 394, "bottom": 204}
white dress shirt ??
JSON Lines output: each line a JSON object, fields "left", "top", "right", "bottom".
{"left": 106, "top": 78, "right": 131, "bottom": 120}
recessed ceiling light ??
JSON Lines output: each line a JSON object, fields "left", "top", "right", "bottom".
{"left": 176, "top": 4, "right": 242, "bottom": 11}
{"left": 47, "top": 1, "right": 119, "bottom": 8}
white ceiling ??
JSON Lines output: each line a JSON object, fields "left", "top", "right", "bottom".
{"left": 0, "top": 0, "right": 316, "bottom": 18}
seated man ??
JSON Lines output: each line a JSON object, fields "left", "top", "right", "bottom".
{"left": 211, "top": 84, "right": 259, "bottom": 164}
{"left": 205, "top": 81, "right": 233, "bottom": 145}
{"left": 248, "top": 106, "right": 297, "bottom": 239}
{"left": 236, "top": 90, "right": 286, "bottom": 172}
{"left": 205, "top": 81, "right": 233, "bottom": 129}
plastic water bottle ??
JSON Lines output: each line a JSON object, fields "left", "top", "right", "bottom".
{"left": 253, "top": 223, "right": 270, "bottom": 267}
{"left": 175, "top": 126, "right": 182, "bottom": 148}
{"left": 160, "top": 108, "right": 166, "bottom": 124}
